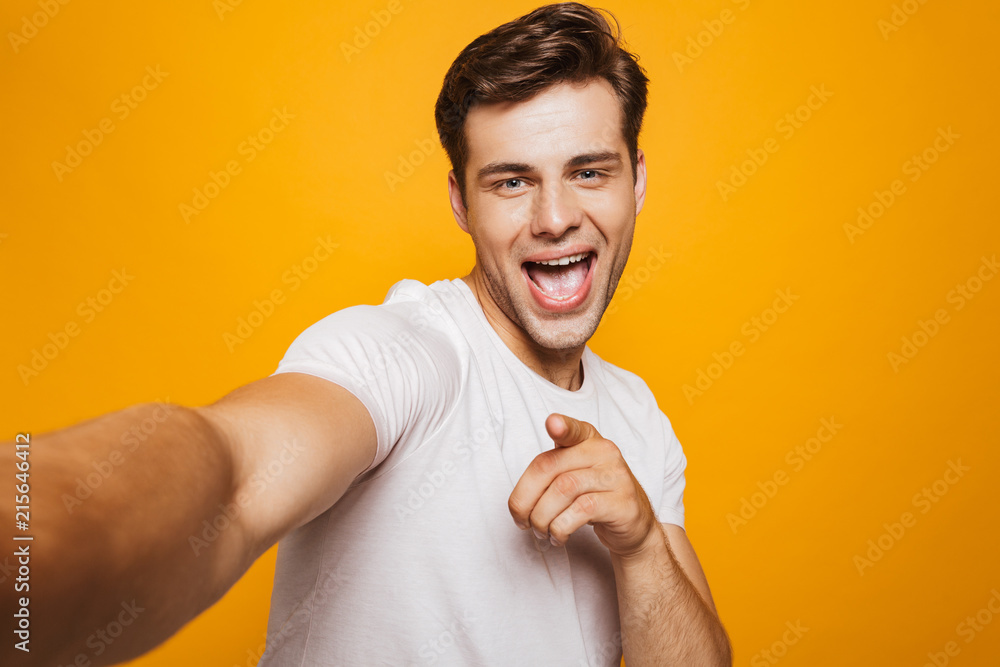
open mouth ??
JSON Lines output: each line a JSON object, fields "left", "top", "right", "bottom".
{"left": 522, "top": 251, "right": 596, "bottom": 312}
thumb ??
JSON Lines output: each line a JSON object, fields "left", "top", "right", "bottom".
{"left": 546, "top": 413, "right": 599, "bottom": 448}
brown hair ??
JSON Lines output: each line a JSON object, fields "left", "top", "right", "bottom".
{"left": 434, "top": 2, "right": 649, "bottom": 204}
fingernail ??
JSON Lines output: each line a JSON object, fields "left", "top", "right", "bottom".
{"left": 549, "top": 535, "right": 560, "bottom": 547}
{"left": 533, "top": 528, "right": 546, "bottom": 541}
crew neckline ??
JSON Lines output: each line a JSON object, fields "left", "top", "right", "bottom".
{"left": 447, "top": 277, "right": 595, "bottom": 398}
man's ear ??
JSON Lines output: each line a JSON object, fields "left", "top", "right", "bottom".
{"left": 448, "top": 170, "right": 470, "bottom": 233}
{"left": 634, "top": 148, "right": 647, "bottom": 217}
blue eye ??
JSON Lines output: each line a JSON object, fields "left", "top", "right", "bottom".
{"left": 502, "top": 178, "right": 523, "bottom": 189}
{"left": 580, "top": 170, "right": 599, "bottom": 179}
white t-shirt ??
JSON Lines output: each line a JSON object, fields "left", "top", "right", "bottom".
{"left": 258, "top": 277, "right": 687, "bottom": 667}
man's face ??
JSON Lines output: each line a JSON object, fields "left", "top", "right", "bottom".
{"left": 448, "top": 77, "right": 647, "bottom": 353}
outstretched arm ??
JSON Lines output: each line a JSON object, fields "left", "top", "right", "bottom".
{"left": 1, "top": 371, "right": 376, "bottom": 666}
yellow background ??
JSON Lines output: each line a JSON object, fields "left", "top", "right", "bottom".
{"left": 3, "top": 0, "right": 999, "bottom": 665}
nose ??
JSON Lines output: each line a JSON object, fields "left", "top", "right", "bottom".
{"left": 527, "top": 180, "right": 583, "bottom": 238}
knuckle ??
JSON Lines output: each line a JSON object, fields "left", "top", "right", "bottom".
{"left": 574, "top": 493, "right": 598, "bottom": 515}
{"left": 553, "top": 472, "right": 579, "bottom": 496}
{"left": 598, "top": 467, "right": 617, "bottom": 487}
{"left": 534, "top": 450, "right": 560, "bottom": 475}
{"left": 598, "top": 438, "right": 620, "bottom": 456}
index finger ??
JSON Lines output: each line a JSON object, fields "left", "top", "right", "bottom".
{"left": 546, "top": 413, "right": 600, "bottom": 448}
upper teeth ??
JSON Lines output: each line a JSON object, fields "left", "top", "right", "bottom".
{"left": 532, "top": 252, "right": 589, "bottom": 266}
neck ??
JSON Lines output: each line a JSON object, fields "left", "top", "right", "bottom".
{"left": 460, "top": 270, "right": 585, "bottom": 392}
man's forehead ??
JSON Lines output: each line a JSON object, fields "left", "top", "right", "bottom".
{"left": 463, "top": 79, "right": 626, "bottom": 169}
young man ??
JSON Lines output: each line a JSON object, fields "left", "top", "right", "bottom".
{"left": 5, "top": 3, "right": 731, "bottom": 666}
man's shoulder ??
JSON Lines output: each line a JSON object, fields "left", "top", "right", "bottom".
{"left": 304, "top": 278, "right": 462, "bottom": 338}
{"left": 273, "top": 278, "right": 469, "bottom": 396}
{"left": 278, "top": 278, "right": 467, "bottom": 369}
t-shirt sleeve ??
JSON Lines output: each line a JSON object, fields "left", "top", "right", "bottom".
{"left": 270, "top": 302, "right": 461, "bottom": 478}
{"left": 657, "top": 412, "right": 687, "bottom": 530}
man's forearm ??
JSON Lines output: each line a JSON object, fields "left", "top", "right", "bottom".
{"left": 1, "top": 402, "right": 243, "bottom": 666}
{"left": 612, "top": 523, "right": 732, "bottom": 666}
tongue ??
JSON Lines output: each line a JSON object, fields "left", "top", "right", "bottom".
{"left": 525, "top": 259, "right": 589, "bottom": 299}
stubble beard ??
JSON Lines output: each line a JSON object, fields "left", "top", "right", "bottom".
{"left": 477, "top": 230, "right": 633, "bottom": 356}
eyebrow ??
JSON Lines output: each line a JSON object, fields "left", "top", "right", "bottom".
{"left": 475, "top": 150, "right": 623, "bottom": 181}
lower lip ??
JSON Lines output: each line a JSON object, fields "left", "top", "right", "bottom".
{"left": 522, "top": 254, "right": 596, "bottom": 314}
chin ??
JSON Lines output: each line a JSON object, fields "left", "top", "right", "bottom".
{"left": 521, "top": 306, "right": 601, "bottom": 351}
